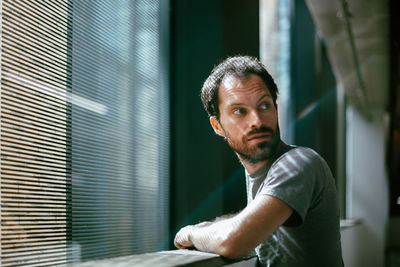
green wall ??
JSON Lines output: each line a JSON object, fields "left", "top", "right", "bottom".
{"left": 170, "top": 0, "right": 259, "bottom": 247}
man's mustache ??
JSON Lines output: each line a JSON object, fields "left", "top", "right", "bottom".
{"left": 247, "top": 126, "right": 274, "bottom": 137}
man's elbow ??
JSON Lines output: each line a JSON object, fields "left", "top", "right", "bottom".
{"left": 217, "top": 237, "right": 252, "bottom": 259}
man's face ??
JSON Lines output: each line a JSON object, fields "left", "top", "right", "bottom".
{"left": 212, "top": 74, "right": 280, "bottom": 164}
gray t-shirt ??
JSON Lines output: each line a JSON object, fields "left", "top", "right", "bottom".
{"left": 246, "top": 145, "right": 343, "bottom": 267}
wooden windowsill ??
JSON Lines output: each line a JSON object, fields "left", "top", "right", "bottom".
{"left": 69, "top": 249, "right": 257, "bottom": 267}
{"left": 340, "top": 218, "right": 362, "bottom": 230}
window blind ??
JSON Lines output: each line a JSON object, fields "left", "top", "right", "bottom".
{"left": 1, "top": 0, "right": 169, "bottom": 265}
{"left": 1, "top": 0, "right": 70, "bottom": 266}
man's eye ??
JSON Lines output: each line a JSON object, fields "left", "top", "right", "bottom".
{"left": 260, "top": 103, "right": 270, "bottom": 110}
{"left": 233, "top": 108, "right": 245, "bottom": 115}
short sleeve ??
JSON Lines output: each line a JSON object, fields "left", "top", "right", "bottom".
{"left": 258, "top": 147, "right": 324, "bottom": 226}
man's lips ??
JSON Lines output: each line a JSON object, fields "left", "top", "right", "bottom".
{"left": 247, "top": 133, "right": 272, "bottom": 141}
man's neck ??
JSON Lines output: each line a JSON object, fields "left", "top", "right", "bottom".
{"left": 239, "top": 141, "right": 285, "bottom": 174}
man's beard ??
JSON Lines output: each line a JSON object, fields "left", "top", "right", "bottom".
{"left": 225, "top": 125, "right": 281, "bottom": 164}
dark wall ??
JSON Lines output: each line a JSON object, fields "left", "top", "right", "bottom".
{"left": 389, "top": 0, "right": 400, "bottom": 216}
{"left": 170, "top": 0, "right": 259, "bottom": 246}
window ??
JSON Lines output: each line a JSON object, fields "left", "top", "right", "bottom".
{"left": 1, "top": 0, "right": 169, "bottom": 265}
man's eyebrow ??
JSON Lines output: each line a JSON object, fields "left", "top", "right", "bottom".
{"left": 226, "top": 102, "right": 243, "bottom": 108}
{"left": 257, "top": 93, "right": 272, "bottom": 104}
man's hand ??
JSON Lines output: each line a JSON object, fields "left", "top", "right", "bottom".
{"left": 174, "top": 225, "right": 194, "bottom": 249}
{"left": 174, "top": 221, "right": 214, "bottom": 249}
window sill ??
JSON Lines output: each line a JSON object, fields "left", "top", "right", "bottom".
{"left": 69, "top": 220, "right": 358, "bottom": 266}
{"left": 69, "top": 249, "right": 257, "bottom": 267}
{"left": 340, "top": 218, "right": 362, "bottom": 230}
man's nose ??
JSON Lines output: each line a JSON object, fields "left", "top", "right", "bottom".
{"left": 249, "top": 110, "right": 262, "bottom": 128}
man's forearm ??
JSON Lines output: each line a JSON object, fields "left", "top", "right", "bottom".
{"left": 175, "top": 193, "right": 293, "bottom": 259}
{"left": 211, "top": 213, "right": 237, "bottom": 222}
{"left": 192, "top": 213, "right": 237, "bottom": 228}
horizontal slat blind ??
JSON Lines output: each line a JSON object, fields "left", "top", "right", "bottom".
{"left": 1, "top": 0, "right": 169, "bottom": 265}
{"left": 68, "top": 0, "right": 169, "bottom": 262}
{"left": 1, "top": 0, "right": 69, "bottom": 266}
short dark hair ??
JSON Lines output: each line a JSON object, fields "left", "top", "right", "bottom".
{"left": 200, "top": 56, "right": 279, "bottom": 119}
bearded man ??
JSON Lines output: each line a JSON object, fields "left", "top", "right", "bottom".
{"left": 174, "top": 56, "right": 343, "bottom": 267}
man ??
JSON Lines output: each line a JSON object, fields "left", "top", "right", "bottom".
{"left": 174, "top": 56, "right": 343, "bottom": 266}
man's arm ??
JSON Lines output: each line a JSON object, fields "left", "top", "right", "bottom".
{"left": 174, "top": 194, "right": 292, "bottom": 259}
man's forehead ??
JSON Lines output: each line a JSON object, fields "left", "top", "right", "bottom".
{"left": 219, "top": 74, "right": 271, "bottom": 99}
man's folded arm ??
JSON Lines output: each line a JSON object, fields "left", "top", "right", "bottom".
{"left": 174, "top": 194, "right": 293, "bottom": 259}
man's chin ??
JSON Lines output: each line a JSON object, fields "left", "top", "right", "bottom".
{"left": 247, "top": 139, "right": 281, "bottom": 163}
{"left": 236, "top": 147, "right": 273, "bottom": 164}
{"left": 228, "top": 135, "right": 281, "bottom": 164}
{"left": 256, "top": 141, "right": 270, "bottom": 149}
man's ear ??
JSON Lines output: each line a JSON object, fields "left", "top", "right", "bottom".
{"left": 210, "top": 116, "right": 225, "bottom": 137}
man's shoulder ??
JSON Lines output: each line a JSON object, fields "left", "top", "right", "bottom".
{"left": 270, "top": 145, "right": 333, "bottom": 184}
{"left": 275, "top": 145, "right": 321, "bottom": 165}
